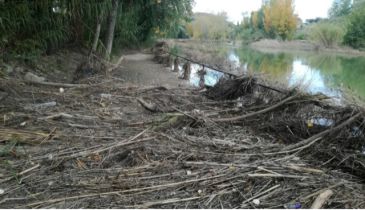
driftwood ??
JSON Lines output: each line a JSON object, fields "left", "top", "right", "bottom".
{"left": 25, "top": 79, "right": 87, "bottom": 88}
{"left": 24, "top": 72, "right": 45, "bottom": 83}
{"left": 38, "top": 113, "right": 98, "bottom": 121}
{"left": 213, "top": 94, "right": 298, "bottom": 122}
{"left": 24, "top": 101, "right": 57, "bottom": 111}
{"left": 1, "top": 74, "right": 364, "bottom": 209}
{"left": 310, "top": 190, "right": 334, "bottom": 209}
{"left": 137, "top": 98, "right": 158, "bottom": 112}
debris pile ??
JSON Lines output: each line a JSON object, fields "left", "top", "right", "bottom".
{"left": 0, "top": 67, "right": 364, "bottom": 208}
{"left": 152, "top": 41, "right": 171, "bottom": 66}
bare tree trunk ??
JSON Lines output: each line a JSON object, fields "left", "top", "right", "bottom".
{"left": 91, "top": 17, "right": 102, "bottom": 53}
{"left": 105, "top": 0, "right": 119, "bottom": 60}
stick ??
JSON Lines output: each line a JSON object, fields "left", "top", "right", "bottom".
{"left": 241, "top": 184, "right": 281, "bottom": 207}
{"left": 63, "top": 128, "right": 151, "bottom": 159}
{"left": 172, "top": 106, "right": 197, "bottom": 120}
{"left": 286, "top": 164, "right": 324, "bottom": 174}
{"left": 25, "top": 174, "right": 226, "bottom": 207}
{"left": 182, "top": 161, "right": 251, "bottom": 168}
{"left": 38, "top": 113, "right": 98, "bottom": 121}
{"left": 38, "top": 113, "right": 74, "bottom": 120}
{"left": 25, "top": 80, "right": 87, "bottom": 88}
{"left": 247, "top": 173, "right": 308, "bottom": 179}
{"left": 212, "top": 95, "right": 297, "bottom": 122}
{"left": 129, "top": 196, "right": 202, "bottom": 208}
{"left": 310, "top": 189, "right": 334, "bottom": 209}
{"left": 0, "top": 164, "right": 40, "bottom": 184}
{"left": 18, "top": 164, "right": 40, "bottom": 176}
{"left": 301, "top": 183, "right": 343, "bottom": 201}
{"left": 40, "top": 127, "right": 57, "bottom": 145}
{"left": 68, "top": 123, "right": 101, "bottom": 129}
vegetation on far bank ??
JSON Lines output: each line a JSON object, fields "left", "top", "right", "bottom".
{"left": 183, "top": 0, "right": 365, "bottom": 51}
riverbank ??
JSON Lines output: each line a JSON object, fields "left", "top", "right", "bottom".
{"left": 166, "top": 39, "right": 365, "bottom": 104}
{"left": 0, "top": 46, "right": 364, "bottom": 208}
{"left": 251, "top": 39, "right": 365, "bottom": 57}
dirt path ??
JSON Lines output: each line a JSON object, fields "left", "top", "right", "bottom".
{"left": 114, "top": 53, "right": 188, "bottom": 88}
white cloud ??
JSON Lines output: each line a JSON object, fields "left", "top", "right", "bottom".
{"left": 193, "top": 0, "right": 334, "bottom": 22}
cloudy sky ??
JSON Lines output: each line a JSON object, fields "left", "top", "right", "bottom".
{"left": 193, "top": 0, "right": 334, "bottom": 22}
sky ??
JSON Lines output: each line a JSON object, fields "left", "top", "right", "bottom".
{"left": 193, "top": 0, "right": 334, "bottom": 23}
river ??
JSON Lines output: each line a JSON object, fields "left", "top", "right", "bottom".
{"left": 180, "top": 46, "right": 365, "bottom": 104}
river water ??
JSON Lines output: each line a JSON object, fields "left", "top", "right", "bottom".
{"left": 181, "top": 46, "right": 365, "bottom": 104}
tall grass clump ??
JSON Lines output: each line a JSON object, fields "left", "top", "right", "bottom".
{"left": 308, "top": 22, "right": 345, "bottom": 48}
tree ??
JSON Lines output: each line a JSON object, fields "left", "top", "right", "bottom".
{"left": 263, "top": 0, "right": 297, "bottom": 40}
{"left": 185, "top": 13, "right": 231, "bottom": 40}
{"left": 104, "top": 0, "right": 119, "bottom": 60}
{"left": 0, "top": 0, "right": 194, "bottom": 59}
{"left": 329, "top": 0, "right": 352, "bottom": 18}
{"left": 343, "top": 2, "right": 365, "bottom": 49}
{"left": 309, "top": 22, "right": 345, "bottom": 48}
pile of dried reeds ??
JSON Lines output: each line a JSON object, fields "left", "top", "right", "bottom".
{"left": 0, "top": 75, "right": 364, "bottom": 209}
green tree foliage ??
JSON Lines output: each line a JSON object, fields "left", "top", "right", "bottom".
{"left": 0, "top": 0, "right": 193, "bottom": 58}
{"left": 343, "top": 1, "right": 365, "bottom": 49}
{"left": 329, "top": 0, "right": 352, "bottom": 18}
{"left": 186, "top": 12, "right": 232, "bottom": 40}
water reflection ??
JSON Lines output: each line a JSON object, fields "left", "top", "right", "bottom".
{"left": 288, "top": 60, "right": 341, "bottom": 98}
{"left": 233, "top": 48, "right": 365, "bottom": 102}
{"left": 176, "top": 63, "right": 226, "bottom": 87}
{"left": 173, "top": 46, "right": 365, "bottom": 103}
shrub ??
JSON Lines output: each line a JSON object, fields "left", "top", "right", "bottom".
{"left": 344, "top": 6, "right": 365, "bottom": 49}
{"left": 293, "top": 31, "right": 307, "bottom": 40}
{"left": 309, "top": 22, "right": 345, "bottom": 48}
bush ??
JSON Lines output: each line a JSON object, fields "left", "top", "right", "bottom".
{"left": 293, "top": 31, "right": 307, "bottom": 40}
{"left": 344, "top": 6, "right": 365, "bottom": 49}
{"left": 309, "top": 22, "right": 345, "bottom": 48}
{"left": 239, "top": 28, "right": 265, "bottom": 44}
